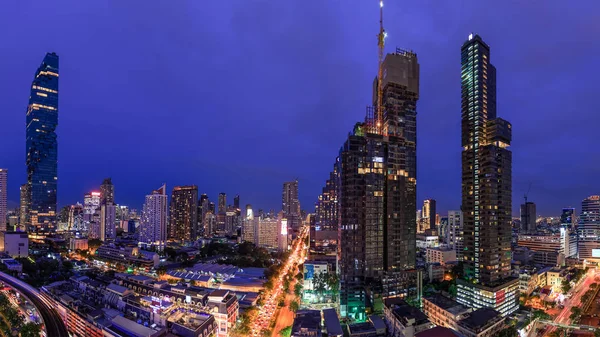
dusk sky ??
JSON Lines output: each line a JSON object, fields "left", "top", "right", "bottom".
{"left": 1, "top": 1, "right": 599, "bottom": 216}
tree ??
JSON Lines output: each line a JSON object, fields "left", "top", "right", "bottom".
{"left": 594, "top": 329, "right": 600, "bottom": 337}
{"left": 498, "top": 326, "right": 518, "bottom": 337}
{"left": 290, "top": 300, "right": 299, "bottom": 312}
{"left": 88, "top": 239, "right": 103, "bottom": 252}
{"left": 156, "top": 266, "right": 167, "bottom": 276}
{"left": 294, "top": 283, "right": 303, "bottom": 298}
{"left": 279, "top": 326, "right": 292, "bottom": 337}
{"left": 561, "top": 279, "right": 571, "bottom": 294}
{"left": 590, "top": 283, "right": 598, "bottom": 289}
{"left": 549, "top": 329, "right": 564, "bottom": 337}
{"left": 20, "top": 322, "right": 41, "bottom": 337}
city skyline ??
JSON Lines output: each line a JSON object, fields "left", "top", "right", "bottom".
{"left": 1, "top": 2, "right": 599, "bottom": 216}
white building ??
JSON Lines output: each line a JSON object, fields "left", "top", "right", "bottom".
{"left": 446, "top": 211, "right": 463, "bottom": 260}
{"left": 426, "top": 247, "right": 457, "bottom": 266}
{"left": 0, "top": 232, "right": 28, "bottom": 258}
{"left": 139, "top": 185, "right": 167, "bottom": 251}
{"left": 417, "top": 235, "right": 439, "bottom": 249}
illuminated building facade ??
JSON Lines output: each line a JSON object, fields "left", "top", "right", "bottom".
{"left": 26, "top": 52, "right": 59, "bottom": 231}
{"left": 169, "top": 185, "right": 198, "bottom": 241}
{"left": 577, "top": 195, "right": 600, "bottom": 260}
{"left": 446, "top": 211, "right": 464, "bottom": 260}
{"left": 456, "top": 34, "right": 517, "bottom": 316}
{"left": 140, "top": 185, "right": 168, "bottom": 251}
{"left": 334, "top": 48, "right": 419, "bottom": 320}
{"left": 218, "top": 193, "right": 226, "bottom": 215}
{"left": 422, "top": 199, "right": 436, "bottom": 232}
{"left": 19, "top": 184, "right": 30, "bottom": 229}
{"left": 100, "top": 203, "right": 116, "bottom": 241}
{"left": 0, "top": 169, "right": 6, "bottom": 231}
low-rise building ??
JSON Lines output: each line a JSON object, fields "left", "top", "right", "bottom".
{"left": 457, "top": 308, "right": 504, "bottom": 337}
{"left": 426, "top": 247, "right": 457, "bottom": 266}
{"left": 291, "top": 310, "right": 322, "bottom": 337}
{"left": 422, "top": 295, "right": 471, "bottom": 330}
{"left": 207, "top": 289, "right": 239, "bottom": 337}
{"left": 323, "top": 308, "right": 343, "bottom": 337}
{"left": 70, "top": 238, "right": 89, "bottom": 251}
{"left": 104, "top": 315, "right": 166, "bottom": 337}
{"left": 417, "top": 235, "right": 439, "bottom": 249}
{"left": 519, "top": 269, "right": 541, "bottom": 296}
{"left": 0, "top": 232, "right": 28, "bottom": 257}
{"left": 384, "top": 298, "right": 433, "bottom": 337}
{"left": 545, "top": 267, "right": 568, "bottom": 293}
{"left": 96, "top": 244, "right": 158, "bottom": 268}
{"left": 0, "top": 258, "right": 22, "bottom": 272}
{"left": 167, "top": 309, "right": 217, "bottom": 337}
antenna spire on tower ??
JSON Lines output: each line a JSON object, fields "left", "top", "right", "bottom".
{"left": 376, "top": 0, "right": 386, "bottom": 135}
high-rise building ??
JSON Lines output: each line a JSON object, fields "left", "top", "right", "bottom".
{"left": 422, "top": 199, "right": 436, "bottom": 232}
{"left": 100, "top": 203, "right": 116, "bottom": 241}
{"left": 446, "top": 211, "right": 464, "bottom": 260}
{"left": 242, "top": 205, "right": 256, "bottom": 243}
{"left": 0, "top": 169, "right": 7, "bottom": 231}
{"left": 327, "top": 46, "right": 420, "bottom": 320}
{"left": 314, "top": 169, "right": 339, "bottom": 252}
{"left": 520, "top": 202, "right": 536, "bottom": 234}
{"left": 139, "top": 185, "right": 168, "bottom": 251}
{"left": 68, "top": 204, "right": 84, "bottom": 232}
{"left": 218, "top": 193, "right": 227, "bottom": 215}
{"left": 233, "top": 195, "right": 240, "bottom": 210}
{"left": 577, "top": 195, "right": 600, "bottom": 260}
{"left": 204, "top": 212, "right": 216, "bottom": 237}
{"left": 257, "top": 217, "right": 278, "bottom": 249}
{"left": 282, "top": 181, "right": 300, "bottom": 216}
{"left": 26, "top": 52, "right": 59, "bottom": 230}
{"left": 19, "top": 184, "right": 30, "bottom": 229}
{"left": 561, "top": 208, "right": 576, "bottom": 228}
{"left": 456, "top": 34, "right": 517, "bottom": 316}
{"left": 169, "top": 185, "right": 198, "bottom": 241}
{"left": 100, "top": 178, "right": 114, "bottom": 205}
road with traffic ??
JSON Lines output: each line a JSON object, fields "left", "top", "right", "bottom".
{"left": 540, "top": 269, "right": 598, "bottom": 336}
{"left": 250, "top": 226, "right": 308, "bottom": 336}
{"left": 0, "top": 271, "right": 69, "bottom": 337}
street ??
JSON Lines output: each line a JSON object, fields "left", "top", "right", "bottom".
{"left": 249, "top": 226, "right": 308, "bottom": 336}
{"left": 540, "top": 269, "right": 598, "bottom": 336}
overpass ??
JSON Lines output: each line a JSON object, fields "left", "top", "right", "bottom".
{"left": 0, "top": 271, "right": 69, "bottom": 337}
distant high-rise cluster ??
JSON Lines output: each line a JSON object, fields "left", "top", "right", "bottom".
{"left": 25, "top": 52, "right": 59, "bottom": 231}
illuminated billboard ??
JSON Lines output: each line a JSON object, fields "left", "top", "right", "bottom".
{"left": 281, "top": 219, "right": 288, "bottom": 235}
{"left": 592, "top": 249, "right": 600, "bottom": 258}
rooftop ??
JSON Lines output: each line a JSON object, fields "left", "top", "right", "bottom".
{"left": 458, "top": 308, "right": 502, "bottom": 331}
{"left": 292, "top": 310, "right": 321, "bottom": 335}
{"left": 323, "top": 308, "right": 343, "bottom": 336}
{"left": 424, "top": 295, "right": 470, "bottom": 315}
{"left": 416, "top": 327, "right": 463, "bottom": 337}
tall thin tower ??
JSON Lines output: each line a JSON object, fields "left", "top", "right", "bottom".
{"left": 456, "top": 34, "right": 518, "bottom": 316}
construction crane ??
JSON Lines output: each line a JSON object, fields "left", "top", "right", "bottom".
{"left": 376, "top": 0, "right": 387, "bottom": 135}
{"left": 524, "top": 182, "right": 532, "bottom": 204}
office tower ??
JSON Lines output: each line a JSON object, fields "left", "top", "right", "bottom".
{"left": 257, "top": 217, "right": 278, "bottom": 249}
{"left": 209, "top": 202, "right": 215, "bottom": 214}
{"left": 278, "top": 217, "right": 288, "bottom": 251}
{"left": 0, "top": 169, "right": 6, "bottom": 231}
{"left": 218, "top": 193, "right": 226, "bottom": 215}
{"left": 324, "top": 46, "right": 420, "bottom": 320}
{"left": 242, "top": 205, "right": 256, "bottom": 243}
{"left": 83, "top": 192, "right": 101, "bottom": 221}
{"left": 456, "top": 34, "right": 517, "bottom": 316}
{"left": 446, "top": 211, "right": 464, "bottom": 260}
{"left": 422, "top": 199, "right": 436, "bottom": 231}
{"left": 169, "top": 185, "right": 198, "bottom": 241}
{"left": 19, "top": 184, "right": 30, "bottom": 229}
{"left": 26, "top": 52, "right": 59, "bottom": 230}
{"left": 314, "top": 169, "right": 338, "bottom": 253}
{"left": 283, "top": 180, "right": 301, "bottom": 232}
{"left": 204, "top": 212, "right": 216, "bottom": 237}
{"left": 117, "top": 205, "right": 129, "bottom": 222}
{"left": 234, "top": 195, "right": 240, "bottom": 210}
{"left": 520, "top": 202, "right": 536, "bottom": 234}
{"left": 68, "top": 204, "right": 84, "bottom": 232}
{"left": 577, "top": 195, "right": 600, "bottom": 260}
{"left": 100, "top": 178, "right": 114, "bottom": 205}
{"left": 561, "top": 208, "right": 576, "bottom": 228}
{"left": 139, "top": 185, "right": 168, "bottom": 251}
{"left": 100, "top": 204, "right": 116, "bottom": 241}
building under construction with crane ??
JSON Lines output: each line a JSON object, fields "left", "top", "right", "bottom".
{"left": 314, "top": 0, "right": 421, "bottom": 321}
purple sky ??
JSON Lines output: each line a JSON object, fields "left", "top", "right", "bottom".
{"left": 1, "top": 1, "right": 599, "bottom": 216}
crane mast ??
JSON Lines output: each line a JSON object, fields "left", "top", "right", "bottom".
{"left": 376, "top": 0, "right": 386, "bottom": 135}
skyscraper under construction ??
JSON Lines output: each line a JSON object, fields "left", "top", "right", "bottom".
{"left": 456, "top": 34, "right": 518, "bottom": 316}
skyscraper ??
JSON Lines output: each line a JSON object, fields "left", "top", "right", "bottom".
{"left": 100, "top": 178, "right": 114, "bottom": 205}
{"left": 329, "top": 47, "right": 420, "bottom": 320}
{"left": 577, "top": 195, "right": 600, "bottom": 260}
{"left": 561, "top": 207, "right": 576, "bottom": 227}
{"left": 218, "top": 193, "right": 227, "bottom": 215}
{"left": 446, "top": 210, "right": 464, "bottom": 260}
{"left": 233, "top": 194, "right": 240, "bottom": 210}
{"left": 0, "top": 169, "right": 7, "bottom": 231}
{"left": 456, "top": 34, "right": 517, "bottom": 316}
{"left": 169, "top": 185, "right": 198, "bottom": 241}
{"left": 422, "top": 199, "right": 436, "bottom": 232}
{"left": 520, "top": 201, "right": 536, "bottom": 234}
{"left": 26, "top": 52, "right": 59, "bottom": 230}
{"left": 282, "top": 181, "right": 300, "bottom": 216}
{"left": 100, "top": 203, "right": 116, "bottom": 241}
{"left": 19, "top": 184, "right": 30, "bottom": 230}
{"left": 139, "top": 185, "right": 168, "bottom": 251}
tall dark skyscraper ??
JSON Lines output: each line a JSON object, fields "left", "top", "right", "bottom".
{"left": 218, "top": 192, "right": 226, "bottom": 215}
{"left": 456, "top": 34, "right": 517, "bottom": 316}
{"left": 282, "top": 181, "right": 300, "bottom": 216}
{"left": 100, "top": 178, "right": 114, "bottom": 205}
{"left": 325, "top": 46, "right": 420, "bottom": 320}
{"left": 169, "top": 186, "right": 198, "bottom": 241}
{"left": 233, "top": 194, "right": 240, "bottom": 210}
{"left": 26, "top": 52, "right": 59, "bottom": 231}
{"left": 520, "top": 201, "right": 536, "bottom": 234}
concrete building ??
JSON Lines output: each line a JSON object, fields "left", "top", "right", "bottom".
{"left": 417, "top": 235, "right": 439, "bottom": 249}
{"left": 19, "top": 184, "right": 30, "bottom": 229}
{"left": 257, "top": 217, "right": 278, "bottom": 249}
{"left": 206, "top": 289, "right": 239, "bottom": 337}
{"left": 0, "top": 232, "right": 29, "bottom": 257}
{"left": 218, "top": 193, "right": 226, "bottom": 215}
{"left": 517, "top": 234, "right": 565, "bottom": 266}
{"left": 520, "top": 202, "right": 536, "bottom": 234}
{"left": 422, "top": 199, "right": 436, "bottom": 232}
{"left": 100, "top": 203, "right": 117, "bottom": 241}
{"left": 422, "top": 295, "right": 471, "bottom": 330}
{"left": 457, "top": 34, "right": 517, "bottom": 316}
{"left": 0, "top": 169, "right": 6, "bottom": 231}
{"left": 456, "top": 308, "right": 504, "bottom": 337}
{"left": 140, "top": 185, "right": 168, "bottom": 251}
{"left": 70, "top": 237, "right": 88, "bottom": 251}
{"left": 169, "top": 185, "right": 197, "bottom": 242}
{"left": 384, "top": 298, "right": 433, "bottom": 337}
{"left": 426, "top": 247, "right": 456, "bottom": 266}
{"left": 578, "top": 195, "right": 600, "bottom": 260}
{"left": 291, "top": 310, "right": 322, "bottom": 337}
{"left": 100, "top": 178, "right": 115, "bottom": 205}
{"left": 446, "top": 211, "right": 464, "bottom": 260}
